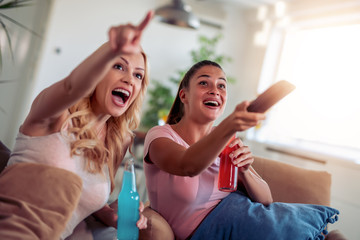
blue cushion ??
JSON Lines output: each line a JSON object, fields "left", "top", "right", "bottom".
{"left": 190, "top": 191, "right": 339, "bottom": 240}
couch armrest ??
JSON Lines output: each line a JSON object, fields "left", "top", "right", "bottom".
{"left": 0, "top": 162, "right": 83, "bottom": 239}
{"left": 252, "top": 156, "right": 331, "bottom": 206}
{"left": 0, "top": 141, "right": 10, "bottom": 173}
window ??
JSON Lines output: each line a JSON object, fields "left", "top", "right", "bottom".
{"left": 248, "top": 24, "right": 360, "bottom": 163}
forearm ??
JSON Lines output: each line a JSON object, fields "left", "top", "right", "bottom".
{"left": 238, "top": 168, "right": 273, "bottom": 205}
{"left": 65, "top": 42, "right": 117, "bottom": 98}
{"left": 183, "top": 110, "right": 261, "bottom": 172}
{"left": 151, "top": 106, "right": 264, "bottom": 176}
{"left": 180, "top": 124, "right": 235, "bottom": 176}
{"left": 26, "top": 42, "right": 118, "bottom": 122}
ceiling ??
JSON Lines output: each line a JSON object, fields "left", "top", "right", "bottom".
{"left": 196, "top": 0, "right": 293, "bottom": 8}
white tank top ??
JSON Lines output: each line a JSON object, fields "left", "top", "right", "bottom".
{"left": 8, "top": 131, "right": 111, "bottom": 239}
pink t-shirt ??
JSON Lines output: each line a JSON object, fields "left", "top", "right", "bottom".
{"left": 143, "top": 124, "right": 229, "bottom": 240}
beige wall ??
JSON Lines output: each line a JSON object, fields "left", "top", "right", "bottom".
{"left": 1, "top": 0, "right": 253, "bottom": 147}
{"left": 0, "top": 0, "right": 52, "bottom": 148}
{"left": 2, "top": 0, "right": 359, "bottom": 148}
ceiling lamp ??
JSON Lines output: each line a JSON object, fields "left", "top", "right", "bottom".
{"left": 155, "top": 0, "right": 200, "bottom": 29}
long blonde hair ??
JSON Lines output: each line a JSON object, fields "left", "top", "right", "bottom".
{"left": 63, "top": 52, "right": 149, "bottom": 192}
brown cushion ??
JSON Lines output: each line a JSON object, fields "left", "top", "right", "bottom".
{"left": 0, "top": 162, "right": 83, "bottom": 240}
{"left": 252, "top": 156, "right": 331, "bottom": 206}
{"left": 139, "top": 206, "right": 174, "bottom": 240}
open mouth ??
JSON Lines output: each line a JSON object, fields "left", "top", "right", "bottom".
{"left": 112, "top": 88, "right": 130, "bottom": 104}
{"left": 203, "top": 100, "right": 220, "bottom": 107}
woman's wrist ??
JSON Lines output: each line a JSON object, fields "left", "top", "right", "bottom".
{"left": 238, "top": 167, "right": 251, "bottom": 179}
{"left": 216, "top": 117, "right": 236, "bottom": 140}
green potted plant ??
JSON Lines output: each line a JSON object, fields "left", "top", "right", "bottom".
{"left": 0, "top": 0, "right": 39, "bottom": 71}
{"left": 0, "top": 0, "right": 42, "bottom": 116}
{"left": 0, "top": 0, "right": 41, "bottom": 117}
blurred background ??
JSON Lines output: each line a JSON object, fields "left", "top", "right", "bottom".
{"left": 1, "top": 0, "right": 359, "bottom": 238}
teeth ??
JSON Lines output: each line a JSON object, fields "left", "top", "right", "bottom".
{"left": 204, "top": 100, "right": 219, "bottom": 106}
{"left": 113, "top": 88, "right": 130, "bottom": 97}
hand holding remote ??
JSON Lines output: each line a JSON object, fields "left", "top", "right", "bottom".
{"left": 247, "top": 80, "right": 295, "bottom": 113}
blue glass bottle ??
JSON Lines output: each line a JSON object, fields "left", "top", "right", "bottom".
{"left": 117, "top": 158, "right": 139, "bottom": 240}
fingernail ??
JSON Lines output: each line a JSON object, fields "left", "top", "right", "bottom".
{"left": 229, "top": 153, "right": 234, "bottom": 158}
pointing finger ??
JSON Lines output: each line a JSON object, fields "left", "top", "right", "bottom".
{"left": 137, "top": 10, "right": 154, "bottom": 31}
{"left": 108, "top": 27, "right": 118, "bottom": 51}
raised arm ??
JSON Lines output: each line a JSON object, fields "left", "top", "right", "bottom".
{"left": 21, "top": 11, "right": 153, "bottom": 135}
{"left": 147, "top": 101, "right": 266, "bottom": 177}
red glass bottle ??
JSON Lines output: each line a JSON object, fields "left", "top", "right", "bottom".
{"left": 218, "top": 136, "right": 238, "bottom": 192}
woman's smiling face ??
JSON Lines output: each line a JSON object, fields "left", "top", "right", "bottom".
{"left": 180, "top": 65, "right": 227, "bottom": 123}
{"left": 91, "top": 52, "right": 145, "bottom": 117}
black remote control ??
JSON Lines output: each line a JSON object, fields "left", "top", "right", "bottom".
{"left": 247, "top": 80, "right": 296, "bottom": 113}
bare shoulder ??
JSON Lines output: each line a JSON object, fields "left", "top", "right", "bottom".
{"left": 148, "top": 137, "right": 186, "bottom": 161}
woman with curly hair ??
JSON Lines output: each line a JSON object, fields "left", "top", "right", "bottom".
{"left": 4, "top": 11, "right": 153, "bottom": 239}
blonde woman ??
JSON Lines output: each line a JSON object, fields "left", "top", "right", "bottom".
{"left": 5, "top": 11, "right": 153, "bottom": 239}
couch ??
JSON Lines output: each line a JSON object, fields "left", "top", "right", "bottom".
{"left": 139, "top": 155, "right": 347, "bottom": 240}
{"left": 0, "top": 141, "right": 347, "bottom": 239}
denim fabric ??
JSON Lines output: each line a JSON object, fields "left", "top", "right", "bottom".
{"left": 190, "top": 191, "right": 339, "bottom": 240}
